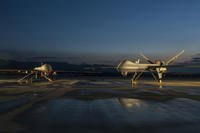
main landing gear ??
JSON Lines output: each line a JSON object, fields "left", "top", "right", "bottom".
{"left": 131, "top": 70, "right": 164, "bottom": 86}
{"left": 131, "top": 72, "right": 143, "bottom": 85}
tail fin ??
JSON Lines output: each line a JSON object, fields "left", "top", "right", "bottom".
{"left": 165, "top": 50, "right": 184, "bottom": 65}
{"left": 135, "top": 58, "right": 140, "bottom": 63}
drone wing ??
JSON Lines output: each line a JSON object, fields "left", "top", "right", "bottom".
{"left": 0, "top": 69, "right": 30, "bottom": 73}
{"left": 140, "top": 53, "right": 154, "bottom": 64}
{"left": 148, "top": 64, "right": 200, "bottom": 69}
{"left": 165, "top": 50, "right": 184, "bottom": 65}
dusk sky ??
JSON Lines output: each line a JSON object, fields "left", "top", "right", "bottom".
{"left": 0, "top": 0, "right": 200, "bottom": 63}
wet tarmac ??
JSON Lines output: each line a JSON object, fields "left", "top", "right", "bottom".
{"left": 0, "top": 77, "right": 200, "bottom": 133}
{"left": 18, "top": 98, "right": 200, "bottom": 133}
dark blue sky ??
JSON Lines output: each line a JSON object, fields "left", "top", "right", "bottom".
{"left": 0, "top": 0, "right": 200, "bottom": 63}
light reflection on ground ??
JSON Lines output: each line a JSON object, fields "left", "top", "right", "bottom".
{"left": 0, "top": 77, "right": 200, "bottom": 133}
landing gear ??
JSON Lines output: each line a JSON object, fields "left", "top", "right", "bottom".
{"left": 18, "top": 71, "right": 53, "bottom": 83}
{"left": 130, "top": 69, "right": 165, "bottom": 87}
{"left": 18, "top": 72, "right": 35, "bottom": 83}
{"left": 149, "top": 69, "right": 164, "bottom": 88}
{"left": 156, "top": 68, "right": 164, "bottom": 85}
{"left": 131, "top": 72, "right": 143, "bottom": 85}
{"left": 149, "top": 68, "right": 164, "bottom": 84}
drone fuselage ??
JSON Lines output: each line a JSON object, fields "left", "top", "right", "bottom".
{"left": 117, "top": 50, "right": 184, "bottom": 84}
{"left": 18, "top": 64, "right": 55, "bottom": 83}
{"left": 117, "top": 59, "right": 165, "bottom": 75}
{"left": 34, "top": 64, "right": 53, "bottom": 74}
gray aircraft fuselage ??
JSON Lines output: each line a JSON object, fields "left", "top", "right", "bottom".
{"left": 117, "top": 59, "right": 165, "bottom": 75}
{"left": 117, "top": 50, "right": 184, "bottom": 84}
